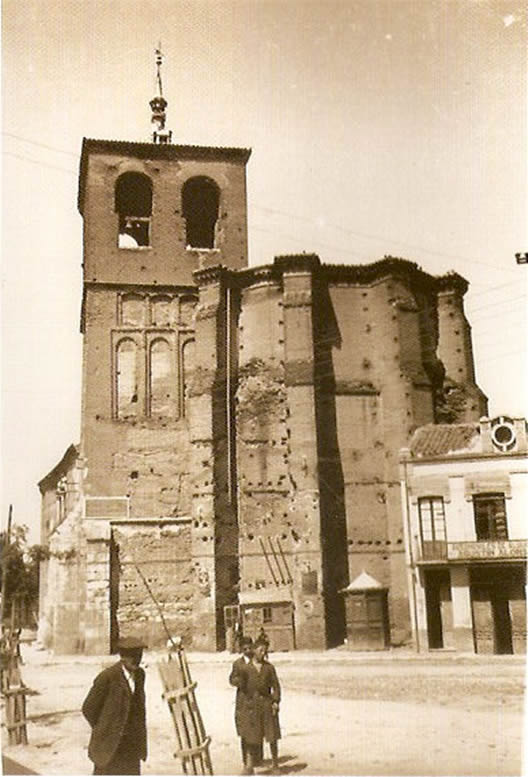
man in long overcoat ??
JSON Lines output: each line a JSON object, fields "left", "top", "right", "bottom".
{"left": 232, "top": 638, "right": 281, "bottom": 775}
{"left": 229, "top": 636, "right": 254, "bottom": 771}
{"left": 82, "top": 637, "right": 147, "bottom": 775}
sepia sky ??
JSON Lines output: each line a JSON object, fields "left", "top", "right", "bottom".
{"left": 2, "top": 0, "right": 527, "bottom": 541}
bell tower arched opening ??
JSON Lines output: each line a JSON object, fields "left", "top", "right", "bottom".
{"left": 115, "top": 172, "right": 153, "bottom": 248}
{"left": 182, "top": 176, "right": 219, "bottom": 249}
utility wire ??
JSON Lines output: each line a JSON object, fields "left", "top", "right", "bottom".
{"left": 2, "top": 131, "right": 79, "bottom": 157}
{"left": 467, "top": 280, "right": 520, "bottom": 298}
{"left": 3, "top": 151, "right": 76, "bottom": 176}
{"left": 4, "top": 130, "right": 519, "bottom": 279}
{"left": 251, "top": 206, "right": 519, "bottom": 275}
{"left": 467, "top": 294, "right": 527, "bottom": 317}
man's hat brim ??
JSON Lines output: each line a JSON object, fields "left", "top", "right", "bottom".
{"left": 117, "top": 637, "right": 146, "bottom": 653}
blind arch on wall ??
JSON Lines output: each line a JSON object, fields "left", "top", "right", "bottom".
{"left": 116, "top": 338, "right": 138, "bottom": 418}
{"left": 149, "top": 338, "right": 173, "bottom": 418}
{"left": 181, "top": 338, "right": 196, "bottom": 417}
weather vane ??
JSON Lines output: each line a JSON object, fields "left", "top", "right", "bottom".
{"left": 155, "top": 43, "right": 164, "bottom": 97}
{"left": 150, "top": 44, "right": 172, "bottom": 144}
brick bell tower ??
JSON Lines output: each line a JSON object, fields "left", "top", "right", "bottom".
{"left": 77, "top": 48, "right": 251, "bottom": 652}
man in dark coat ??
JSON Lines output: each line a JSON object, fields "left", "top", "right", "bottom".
{"left": 82, "top": 637, "right": 147, "bottom": 775}
{"left": 229, "top": 636, "right": 254, "bottom": 772}
{"left": 232, "top": 638, "right": 281, "bottom": 775}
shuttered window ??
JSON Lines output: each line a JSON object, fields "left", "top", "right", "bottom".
{"left": 473, "top": 493, "right": 508, "bottom": 540}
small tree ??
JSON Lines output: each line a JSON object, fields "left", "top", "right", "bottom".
{"left": 0, "top": 524, "right": 46, "bottom": 628}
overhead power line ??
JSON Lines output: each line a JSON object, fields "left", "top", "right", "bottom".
{"left": 3, "top": 130, "right": 523, "bottom": 285}
{"left": 252, "top": 204, "right": 519, "bottom": 276}
{"left": 467, "top": 293, "right": 527, "bottom": 316}
{"left": 2, "top": 131, "right": 79, "bottom": 157}
{"left": 3, "top": 151, "right": 77, "bottom": 176}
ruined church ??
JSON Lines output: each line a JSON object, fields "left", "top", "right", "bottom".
{"left": 38, "top": 57, "right": 487, "bottom": 654}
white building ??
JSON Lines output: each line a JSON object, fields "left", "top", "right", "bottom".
{"left": 400, "top": 416, "right": 527, "bottom": 654}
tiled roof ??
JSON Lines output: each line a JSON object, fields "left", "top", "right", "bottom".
{"left": 409, "top": 424, "right": 479, "bottom": 458}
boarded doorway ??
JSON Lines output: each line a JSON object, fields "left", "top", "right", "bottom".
{"left": 238, "top": 588, "right": 295, "bottom": 651}
{"left": 241, "top": 602, "right": 295, "bottom": 652}
{"left": 340, "top": 572, "right": 390, "bottom": 650}
{"left": 470, "top": 565, "right": 525, "bottom": 655}
{"left": 342, "top": 590, "right": 390, "bottom": 650}
{"left": 472, "top": 584, "right": 514, "bottom": 654}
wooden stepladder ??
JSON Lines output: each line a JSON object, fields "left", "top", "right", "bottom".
{"left": 1, "top": 628, "right": 33, "bottom": 745}
{"left": 158, "top": 644, "right": 213, "bottom": 775}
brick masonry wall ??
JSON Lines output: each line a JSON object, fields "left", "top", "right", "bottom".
{"left": 82, "top": 151, "right": 248, "bottom": 287}
{"left": 231, "top": 259, "right": 485, "bottom": 648}
{"left": 111, "top": 522, "right": 193, "bottom": 648}
{"left": 81, "top": 288, "right": 195, "bottom": 518}
{"left": 235, "top": 267, "right": 327, "bottom": 649}
{"left": 43, "top": 138, "right": 486, "bottom": 654}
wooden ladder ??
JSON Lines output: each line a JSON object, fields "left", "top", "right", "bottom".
{"left": 158, "top": 646, "right": 213, "bottom": 775}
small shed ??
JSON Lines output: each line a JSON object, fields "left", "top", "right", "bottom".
{"left": 340, "top": 571, "right": 390, "bottom": 650}
{"left": 238, "top": 587, "right": 295, "bottom": 652}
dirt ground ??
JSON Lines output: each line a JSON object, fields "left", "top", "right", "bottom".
{"left": 2, "top": 642, "right": 526, "bottom": 777}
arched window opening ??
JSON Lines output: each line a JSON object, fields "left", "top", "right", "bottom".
{"left": 182, "top": 177, "right": 219, "bottom": 249}
{"left": 181, "top": 339, "right": 196, "bottom": 417}
{"left": 149, "top": 339, "right": 173, "bottom": 418}
{"left": 115, "top": 172, "right": 153, "bottom": 248}
{"left": 116, "top": 339, "right": 138, "bottom": 418}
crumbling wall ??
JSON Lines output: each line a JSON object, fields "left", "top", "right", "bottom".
{"left": 111, "top": 522, "right": 193, "bottom": 648}
{"left": 38, "top": 456, "right": 84, "bottom": 653}
{"left": 232, "top": 257, "right": 488, "bottom": 649}
{"left": 187, "top": 269, "right": 240, "bottom": 650}
{"left": 235, "top": 261, "right": 327, "bottom": 649}
{"left": 436, "top": 282, "right": 488, "bottom": 421}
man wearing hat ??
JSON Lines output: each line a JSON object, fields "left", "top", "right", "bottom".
{"left": 229, "top": 635, "right": 255, "bottom": 773}
{"left": 82, "top": 637, "right": 147, "bottom": 775}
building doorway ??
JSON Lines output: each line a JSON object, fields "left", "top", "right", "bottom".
{"left": 492, "top": 595, "right": 513, "bottom": 654}
{"left": 424, "top": 569, "right": 452, "bottom": 650}
{"left": 470, "top": 565, "right": 525, "bottom": 655}
{"left": 471, "top": 584, "right": 513, "bottom": 654}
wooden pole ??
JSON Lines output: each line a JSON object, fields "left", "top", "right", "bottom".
{"left": 259, "top": 537, "right": 279, "bottom": 586}
{"left": 1, "top": 505, "right": 13, "bottom": 630}
{"left": 133, "top": 562, "right": 179, "bottom": 650}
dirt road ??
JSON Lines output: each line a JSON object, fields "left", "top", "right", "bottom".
{"left": 2, "top": 644, "right": 525, "bottom": 776}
